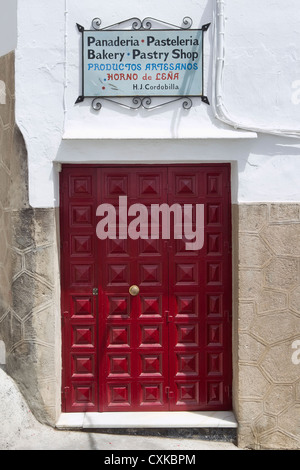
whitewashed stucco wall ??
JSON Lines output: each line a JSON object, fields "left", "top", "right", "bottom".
{"left": 14, "top": 0, "right": 300, "bottom": 208}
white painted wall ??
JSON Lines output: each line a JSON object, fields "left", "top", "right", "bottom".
{"left": 0, "top": 0, "right": 17, "bottom": 56}
{"left": 219, "top": 0, "right": 300, "bottom": 136}
{"left": 15, "top": 0, "right": 300, "bottom": 207}
{"left": 63, "top": 0, "right": 247, "bottom": 140}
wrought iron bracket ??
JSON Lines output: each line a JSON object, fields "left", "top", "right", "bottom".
{"left": 89, "top": 16, "right": 195, "bottom": 31}
{"left": 91, "top": 96, "right": 194, "bottom": 112}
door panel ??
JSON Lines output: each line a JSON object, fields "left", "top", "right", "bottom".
{"left": 61, "top": 164, "right": 232, "bottom": 412}
{"left": 98, "top": 168, "right": 169, "bottom": 411}
{"left": 61, "top": 168, "right": 99, "bottom": 412}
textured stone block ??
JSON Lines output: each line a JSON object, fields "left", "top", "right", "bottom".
{"left": 256, "top": 290, "right": 287, "bottom": 314}
{"left": 239, "top": 365, "right": 269, "bottom": 399}
{"left": 0, "top": 311, "right": 21, "bottom": 352}
{"left": 264, "top": 385, "right": 294, "bottom": 415}
{"left": 11, "top": 209, "right": 34, "bottom": 250}
{"left": 0, "top": 230, "right": 8, "bottom": 265}
{"left": 1, "top": 126, "right": 14, "bottom": 171}
{"left": 239, "top": 233, "right": 272, "bottom": 267}
{"left": 264, "top": 258, "right": 299, "bottom": 290}
{"left": 12, "top": 273, "right": 52, "bottom": 319}
{"left": 238, "top": 302, "right": 256, "bottom": 330}
{"left": 239, "top": 333, "right": 265, "bottom": 362}
{"left": 25, "top": 245, "right": 55, "bottom": 286}
{"left": 261, "top": 341, "right": 300, "bottom": 383}
{"left": 237, "top": 425, "right": 256, "bottom": 449}
{"left": 239, "top": 269, "right": 263, "bottom": 299}
{"left": 296, "top": 381, "right": 300, "bottom": 402}
{"left": 250, "top": 312, "right": 300, "bottom": 345}
{"left": 11, "top": 249, "right": 23, "bottom": 275}
{"left": 261, "top": 223, "right": 300, "bottom": 256}
{"left": 24, "top": 306, "right": 55, "bottom": 344}
{"left": 259, "top": 430, "right": 299, "bottom": 450}
{"left": 290, "top": 286, "right": 300, "bottom": 315}
{"left": 33, "top": 210, "right": 55, "bottom": 246}
{"left": 239, "top": 204, "right": 268, "bottom": 232}
{"left": 0, "top": 266, "right": 10, "bottom": 300}
{"left": 0, "top": 166, "right": 10, "bottom": 210}
{"left": 277, "top": 405, "right": 300, "bottom": 436}
{"left": 254, "top": 413, "right": 277, "bottom": 437}
{"left": 238, "top": 401, "right": 263, "bottom": 423}
{"left": 270, "top": 204, "right": 300, "bottom": 222}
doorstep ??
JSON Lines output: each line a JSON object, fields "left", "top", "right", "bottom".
{"left": 56, "top": 411, "right": 237, "bottom": 430}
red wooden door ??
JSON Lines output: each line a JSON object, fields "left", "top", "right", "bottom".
{"left": 61, "top": 164, "right": 232, "bottom": 412}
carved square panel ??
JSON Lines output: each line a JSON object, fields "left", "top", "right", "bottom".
{"left": 71, "top": 264, "right": 93, "bottom": 285}
{"left": 139, "top": 238, "right": 160, "bottom": 255}
{"left": 108, "top": 384, "right": 131, "bottom": 405}
{"left": 73, "top": 297, "right": 93, "bottom": 318}
{"left": 176, "top": 325, "right": 198, "bottom": 346}
{"left": 176, "top": 295, "right": 198, "bottom": 318}
{"left": 207, "top": 353, "right": 223, "bottom": 376}
{"left": 139, "top": 175, "right": 160, "bottom": 196}
{"left": 207, "top": 382, "right": 223, "bottom": 405}
{"left": 207, "top": 204, "right": 221, "bottom": 225}
{"left": 140, "top": 354, "right": 162, "bottom": 376}
{"left": 176, "top": 382, "right": 199, "bottom": 404}
{"left": 70, "top": 176, "right": 92, "bottom": 198}
{"left": 207, "top": 173, "right": 222, "bottom": 197}
{"left": 207, "top": 324, "right": 223, "bottom": 346}
{"left": 107, "top": 176, "right": 128, "bottom": 196}
{"left": 108, "top": 326, "right": 130, "bottom": 347}
{"left": 71, "top": 235, "right": 93, "bottom": 256}
{"left": 140, "top": 325, "right": 162, "bottom": 346}
{"left": 176, "top": 264, "right": 197, "bottom": 284}
{"left": 72, "top": 355, "right": 94, "bottom": 376}
{"left": 74, "top": 384, "right": 95, "bottom": 404}
{"left": 108, "top": 264, "right": 129, "bottom": 285}
{"left": 207, "top": 295, "right": 222, "bottom": 317}
{"left": 175, "top": 175, "right": 196, "bottom": 196}
{"left": 107, "top": 238, "right": 128, "bottom": 256}
{"left": 108, "top": 296, "right": 129, "bottom": 318}
{"left": 207, "top": 263, "right": 222, "bottom": 285}
{"left": 72, "top": 326, "right": 94, "bottom": 347}
{"left": 71, "top": 205, "right": 92, "bottom": 226}
{"left": 176, "top": 353, "right": 199, "bottom": 376}
{"left": 108, "top": 354, "right": 130, "bottom": 376}
{"left": 140, "top": 384, "right": 163, "bottom": 404}
{"left": 140, "top": 264, "right": 161, "bottom": 285}
{"left": 140, "top": 296, "right": 162, "bottom": 317}
{"left": 207, "top": 233, "right": 222, "bottom": 255}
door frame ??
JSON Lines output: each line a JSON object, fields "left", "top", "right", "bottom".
{"left": 60, "top": 163, "right": 233, "bottom": 412}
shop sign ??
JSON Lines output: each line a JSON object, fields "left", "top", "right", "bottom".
{"left": 76, "top": 17, "right": 210, "bottom": 110}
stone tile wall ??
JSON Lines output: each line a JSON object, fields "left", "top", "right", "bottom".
{"left": 0, "top": 53, "right": 14, "bottom": 327}
{"left": 0, "top": 52, "right": 60, "bottom": 425}
{"left": 236, "top": 203, "right": 300, "bottom": 449}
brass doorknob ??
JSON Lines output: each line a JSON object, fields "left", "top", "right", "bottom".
{"left": 129, "top": 285, "right": 140, "bottom": 296}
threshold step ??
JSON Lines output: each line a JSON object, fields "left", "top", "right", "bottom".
{"left": 56, "top": 411, "right": 237, "bottom": 430}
